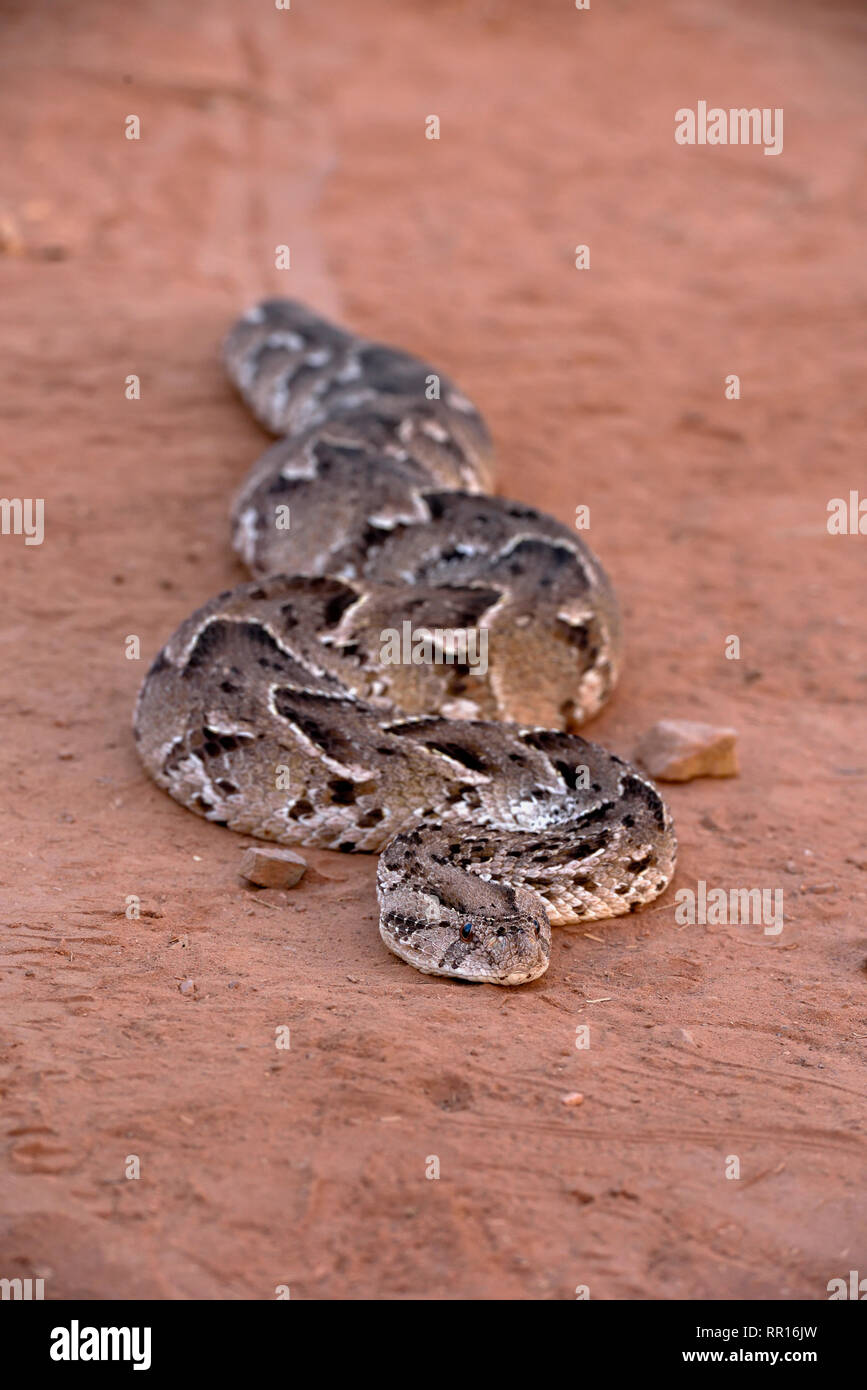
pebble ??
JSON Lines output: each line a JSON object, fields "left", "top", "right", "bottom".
{"left": 0, "top": 214, "right": 24, "bottom": 255}
{"left": 439, "top": 697, "right": 479, "bottom": 720}
{"left": 561, "top": 1092, "right": 584, "bottom": 1107}
{"left": 239, "top": 846, "right": 307, "bottom": 889}
{"left": 634, "top": 719, "right": 738, "bottom": 782}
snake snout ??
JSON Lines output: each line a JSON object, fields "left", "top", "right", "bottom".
{"left": 482, "top": 912, "right": 552, "bottom": 986}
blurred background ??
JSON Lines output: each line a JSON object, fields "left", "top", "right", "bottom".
{"left": 1, "top": 0, "right": 865, "bottom": 1300}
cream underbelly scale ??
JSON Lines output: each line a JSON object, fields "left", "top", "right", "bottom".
{"left": 134, "top": 301, "right": 676, "bottom": 985}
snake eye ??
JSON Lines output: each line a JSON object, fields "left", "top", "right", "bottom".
{"left": 460, "top": 922, "right": 473, "bottom": 940}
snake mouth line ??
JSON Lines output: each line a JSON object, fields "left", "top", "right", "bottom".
{"left": 394, "top": 953, "right": 551, "bottom": 987}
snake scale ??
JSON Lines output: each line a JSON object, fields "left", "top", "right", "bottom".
{"left": 134, "top": 300, "right": 677, "bottom": 985}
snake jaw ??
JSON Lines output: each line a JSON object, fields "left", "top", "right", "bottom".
{"left": 378, "top": 924, "right": 552, "bottom": 986}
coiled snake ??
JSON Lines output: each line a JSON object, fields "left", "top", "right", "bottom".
{"left": 133, "top": 301, "right": 676, "bottom": 985}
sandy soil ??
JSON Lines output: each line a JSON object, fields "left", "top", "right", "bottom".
{"left": 1, "top": 0, "right": 865, "bottom": 1300}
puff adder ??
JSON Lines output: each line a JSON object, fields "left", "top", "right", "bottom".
{"left": 134, "top": 301, "right": 676, "bottom": 985}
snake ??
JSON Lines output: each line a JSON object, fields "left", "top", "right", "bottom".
{"left": 133, "top": 300, "right": 677, "bottom": 985}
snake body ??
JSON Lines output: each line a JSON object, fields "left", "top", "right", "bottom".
{"left": 134, "top": 301, "right": 676, "bottom": 984}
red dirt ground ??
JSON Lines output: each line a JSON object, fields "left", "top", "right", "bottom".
{"left": 1, "top": 0, "right": 865, "bottom": 1299}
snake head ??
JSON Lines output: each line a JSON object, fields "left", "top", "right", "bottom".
{"left": 377, "top": 845, "right": 551, "bottom": 985}
{"left": 441, "top": 891, "right": 552, "bottom": 984}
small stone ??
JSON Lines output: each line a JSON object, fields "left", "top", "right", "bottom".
{"left": 239, "top": 846, "right": 307, "bottom": 889}
{"left": 0, "top": 215, "right": 25, "bottom": 256}
{"left": 178, "top": 979, "right": 197, "bottom": 997}
{"left": 845, "top": 855, "right": 867, "bottom": 872}
{"left": 561, "top": 1092, "right": 584, "bottom": 1107}
{"left": 633, "top": 719, "right": 738, "bottom": 782}
{"left": 439, "top": 697, "right": 479, "bottom": 720}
